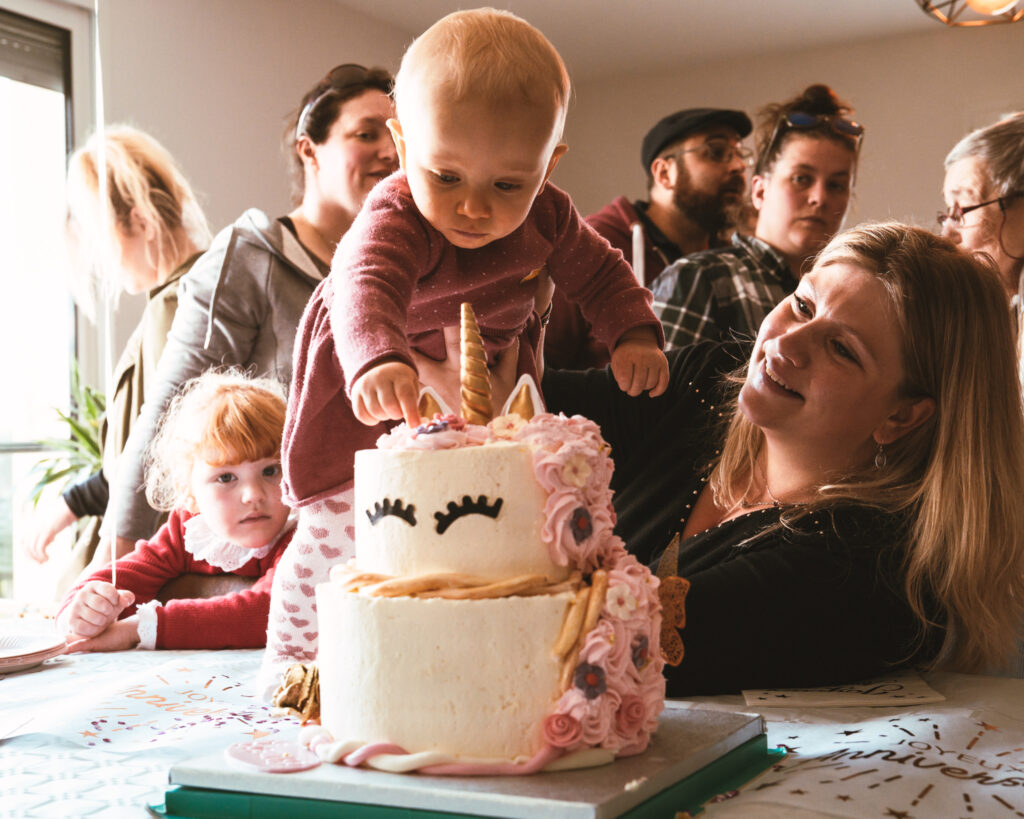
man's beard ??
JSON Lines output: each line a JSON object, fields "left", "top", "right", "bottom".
{"left": 671, "top": 171, "right": 742, "bottom": 240}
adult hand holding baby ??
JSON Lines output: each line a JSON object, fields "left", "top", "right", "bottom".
{"left": 351, "top": 360, "right": 423, "bottom": 427}
{"left": 410, "top": 324, "right": 521, "bottom": 417}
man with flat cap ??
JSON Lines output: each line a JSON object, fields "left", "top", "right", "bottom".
{"left": 545, "top": 107, "right": 752, "bottom": 370}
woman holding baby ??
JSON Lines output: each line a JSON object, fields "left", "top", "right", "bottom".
{"left": 545, "top": 222, "right": 1024, "bottom": 695}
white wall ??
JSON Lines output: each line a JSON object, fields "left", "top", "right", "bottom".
{"left": 559, "top": 24, "right": 1024, "bottom": 232}
{"left": 10, "top": 1, "right": 1024, "bottom": 371}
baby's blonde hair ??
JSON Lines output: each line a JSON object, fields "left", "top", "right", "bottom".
{"left": 394, "top": 8, "right": 570, "bottom": 137}
{"left": 145, "top": 369, "right": 287, "bottom": 512}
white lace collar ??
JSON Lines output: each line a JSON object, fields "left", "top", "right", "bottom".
{"left": 183, "top": 513, "right": 296, "bottom": 572}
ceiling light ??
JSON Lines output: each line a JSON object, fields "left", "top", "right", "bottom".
{"left": 917, "top": 0, "right": 1024, "bottom": 25}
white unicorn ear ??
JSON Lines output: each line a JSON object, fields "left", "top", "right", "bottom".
{"left": 499, "top": 374, "right": 544, "bottom": 421}
{"left": 418, "top": 385, "right": 453, "bottom": 419}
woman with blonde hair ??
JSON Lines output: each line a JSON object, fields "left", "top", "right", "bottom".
{"left": 24, "top": 125, "right": 210, "bottom": 581}
{"left": 546, "top": 222, "right": 1024, "bottom": 692}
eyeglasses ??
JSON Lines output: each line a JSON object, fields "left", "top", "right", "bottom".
{"left": 670, "top": 138, "right": 754, "bottom": 168}
{"left": 755, "top": 112, "right": 865, "bottom": 176}
{"left": 296, "top": 64, "right": 374, "bottom": 138}
{"left": 937, "top": 193, "right": 1022, "bottom": 230}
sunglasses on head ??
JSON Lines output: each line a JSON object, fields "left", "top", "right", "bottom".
{"left": 296, "top": 64, "right": 373, "bottom": 139}
{"left": 755, "top": 111, "right": 864, "bottom": 175}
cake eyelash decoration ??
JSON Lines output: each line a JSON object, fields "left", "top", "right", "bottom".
{"left": 434, "top": 495, "right": 503, "bottom": 534}
{"left": 367, "top": 498, "right": 417, "bottom": 527}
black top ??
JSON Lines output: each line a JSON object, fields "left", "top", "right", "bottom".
{"left": 544, "top": 343, "right": 941, "bottom": 695}
{"left": 63, "top": 470, "right": 108, "bottom": 518}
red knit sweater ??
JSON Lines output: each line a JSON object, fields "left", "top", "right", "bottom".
{"left": 58, "top": 508, "right": 293, "bottom": 649}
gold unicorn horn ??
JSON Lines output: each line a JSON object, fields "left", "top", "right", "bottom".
{"left": 460, "top": 302, "right": 492, "bottom": 424}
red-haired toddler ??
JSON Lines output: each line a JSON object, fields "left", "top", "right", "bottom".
{"left": 57, "top": 370, "right": 295, "bottom": 651}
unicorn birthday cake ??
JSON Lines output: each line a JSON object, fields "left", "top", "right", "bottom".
{"left": 296, "top": 305, "right": 666, "bottom": 775}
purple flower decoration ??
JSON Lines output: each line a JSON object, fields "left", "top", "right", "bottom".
{"left": 632, "top": 634, "right": 650, "bottom": 670}
{"left": 416, "top": 413, "right": 465, "bottom": 435}
{"left": 573, "top": 662, "right": 607, "bottom": 700}
{"left": 569, "top": 507, "right": 593, "bottom": 543}
{"left": 416, "top": 417, "right": 451, "bottom": 435}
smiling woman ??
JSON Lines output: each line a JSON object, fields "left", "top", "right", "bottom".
{"left": 102, "top": 63, "right": 399, "bottom": 569}
{"left": 546, "top": 222, "right": 1024, "bottom": 694}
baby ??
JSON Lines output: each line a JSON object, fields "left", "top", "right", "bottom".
{"left": 260, "top": 8, "right": 667, "bottom": 694}
{"left": 58, "top": 370, "right": 294, "bottom": 652}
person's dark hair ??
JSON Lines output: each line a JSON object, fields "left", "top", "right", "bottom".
{"left": 754, "top": 84, "right": 858, "bottom": 177}
{"left": 283, "top": 64, "right": 394, "bottom": 205}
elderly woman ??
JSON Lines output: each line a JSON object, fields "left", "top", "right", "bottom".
{"left": 941, "top": 113, "right": 1024, "bottom": 341}
{"left": 546, "top": 223, "right": 1024, "bottom": 695}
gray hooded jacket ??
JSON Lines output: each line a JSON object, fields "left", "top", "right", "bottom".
{"left": 108, "top": 209, "right": 324, "bottom": 542}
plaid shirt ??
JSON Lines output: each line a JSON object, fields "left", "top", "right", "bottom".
{"left": 651, "top": 233, "right": 798, "bottom": 350}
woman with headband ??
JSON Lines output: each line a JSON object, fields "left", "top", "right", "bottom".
{"left": 652, "top": 84, "right": 862, "bottom": 350}
{"left": 100, "top": 65, "right": 399, "bottom": 568}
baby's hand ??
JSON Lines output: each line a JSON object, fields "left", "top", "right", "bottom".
{"left": 65, "top": 581, "right": 135, "bottom": 642}
{"left": 610, "top": 328, "right": 669, "bottom": 398}
{"left": 351, "top": 361, "right": 421, "bottom": 427}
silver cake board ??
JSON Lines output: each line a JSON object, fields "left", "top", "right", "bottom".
{"left": 162, "top": 705, "right": 766, "bottom": 819}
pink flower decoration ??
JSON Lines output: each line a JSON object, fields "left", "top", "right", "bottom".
{"left": 543, "top": 713, "right": 583, "bottom": 748}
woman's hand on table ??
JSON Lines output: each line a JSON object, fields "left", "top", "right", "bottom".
{"left": 64, "top": 581, "right": 138, "bottom": 652}
{"left": 66, "top": 616, "right": 141, "bottom": 653}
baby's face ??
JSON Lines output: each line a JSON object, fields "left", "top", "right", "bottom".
{"left": 391, "top": 91, "right": 567, "bottom": 249}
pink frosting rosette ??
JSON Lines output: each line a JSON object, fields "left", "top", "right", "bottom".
{"left": 579, "top": 617, "right": 632, "bottom": 682}
{"left": 605, "top": 552, "right": 660, "bottom": 622}
{"left": 542, "top": 712, "right": 584, "bottom": 750}
{"left": 614, "top": 695, "right": 649, "bottom": 742}
{"left": 376, "top": 417, "right": 493, "bottom": 451}
{"left": 556, "top": 686, "right": 622, "bottom": 749}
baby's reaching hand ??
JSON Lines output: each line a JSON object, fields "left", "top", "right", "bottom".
{"left": 351, "top": 360, "right": 422, "bottom": 428}
{"left": 64, "top": 581, "right": 136, "bottom": 646}
{"left": 610, "top": 327, "right": 669, "bottom": 398}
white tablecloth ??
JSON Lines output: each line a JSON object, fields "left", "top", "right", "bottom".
{"left": 3, "top": 629, "right": 1024, "bottom": 818}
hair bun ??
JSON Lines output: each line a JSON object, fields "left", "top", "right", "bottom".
{"left": 789, "top": 83, "right": 850, "bottom": 117}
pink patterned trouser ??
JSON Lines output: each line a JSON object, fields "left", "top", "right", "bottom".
{"left": 257, "top": 485, "right": 355, "bottom": 699}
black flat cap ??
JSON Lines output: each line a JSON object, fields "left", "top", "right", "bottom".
{"left": 641, "top": 108, "right": 753, "bottom": 169}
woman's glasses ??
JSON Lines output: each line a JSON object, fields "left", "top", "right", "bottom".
{"left": 755, "top": 112, "right": 865, "bottom": 175}
{"left": 296, "top": 64, "right": 373, "bottom": 138}
{"left": 937, "top": 193, "right": 1022, "bottom": 230}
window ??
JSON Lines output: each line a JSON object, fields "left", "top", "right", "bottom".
{"left": 1, "top": 3, "right": 93, "bottom": 601}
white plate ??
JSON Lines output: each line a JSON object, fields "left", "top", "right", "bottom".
{"left": 0, "top": 628, "right": 67, "bottom": 673}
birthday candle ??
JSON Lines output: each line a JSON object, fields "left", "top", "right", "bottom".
{"left": 630, "top": 222, "right": 644, "bottom": 285}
